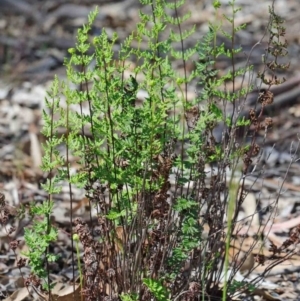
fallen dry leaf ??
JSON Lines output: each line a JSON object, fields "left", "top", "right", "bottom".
{"left": 48, "top": 283, "right": 81, "bottom": 301}
{"left": 3, "top": 288, "right": 29, "bottom": 301}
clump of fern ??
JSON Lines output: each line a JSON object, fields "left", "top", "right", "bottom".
{"left": 19, "top": 0, "right": 292, "bottom": 300}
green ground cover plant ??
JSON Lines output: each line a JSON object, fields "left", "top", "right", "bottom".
{"left": 1, "top": 0, "right": 297, "bottom": 300}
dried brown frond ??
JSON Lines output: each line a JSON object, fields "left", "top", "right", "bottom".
{"left": 258, "top": 89, "right": 274, "bottom": 106}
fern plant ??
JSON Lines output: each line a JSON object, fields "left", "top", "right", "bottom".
{"left": 18, "top": 0, "right": 292, "bottom": 300}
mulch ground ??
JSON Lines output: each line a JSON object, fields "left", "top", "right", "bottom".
{"left": 0, "top": 0, "right": 300, "bottom": 300}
